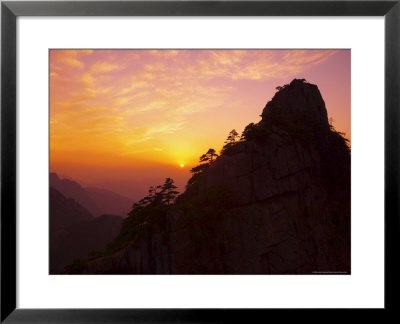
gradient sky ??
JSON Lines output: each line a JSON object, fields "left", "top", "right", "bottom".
{"left": 50, "top": 49, "right": 350, "bottom": 200}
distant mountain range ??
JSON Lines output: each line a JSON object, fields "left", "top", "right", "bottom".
{"left": 49, "top": 173, "right": 132, "bottom": 273}
{"left": 50, "top": 173, "right": 133, "bottom": 218}
{"left": 50, "top": 186, "right": 124, "bottom": 273}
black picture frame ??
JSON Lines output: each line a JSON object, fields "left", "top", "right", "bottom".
{"left": 1, "top": 0, "right": 399, "bottom": 322}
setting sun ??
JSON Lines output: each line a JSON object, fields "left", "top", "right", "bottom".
{"left": 180, "top": 164, "right": 184, "bottom": 168}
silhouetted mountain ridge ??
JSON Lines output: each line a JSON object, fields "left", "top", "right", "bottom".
{"left": 50, "top": 173, "right": 101, "bottom": 217}
{"left": 50, "top": 173, "right": 133, "bottom": 217}
{"left": 50, "top": 187, "right": 93, "bottom": 231}
{"left": 71, "top": 79, "right": 351, "bottom": 274}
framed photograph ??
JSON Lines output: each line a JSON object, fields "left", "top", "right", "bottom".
{"left": 1, "top": 0, "right": 399, "bottom": 322}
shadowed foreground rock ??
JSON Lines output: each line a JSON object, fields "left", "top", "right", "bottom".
{"left": 84, "top": 79, "right": 350, "bottom": 274}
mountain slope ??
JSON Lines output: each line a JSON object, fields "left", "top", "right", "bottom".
{"left": 50, "top": 173, "right": 101, "bottom": 217}
{"left": 50, "top": 187, "right": 93, "bottom": 230}
{"left": 85, "top": 187, "right": 133, "bottom": 218}
{"left": 50, "top": 173, "right": 134, "bottom": 217}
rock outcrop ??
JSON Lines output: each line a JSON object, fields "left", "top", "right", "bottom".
{"left": 261, "top": 78, "right": 330, "bottom": 127}
{"left": 84, "top": 79, "right": 350, "bottom": 275}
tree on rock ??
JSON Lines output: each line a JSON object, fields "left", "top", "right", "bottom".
{"left": 221, "top": 129, "right": 239, "bottom": 154}
{"left": 161, "top": 177, "right": 179, "bottom": 205}
{"left": 133, "top": 178, "right": 179, "bottom": 208}
{"left": 241, "top": 122, "right": 257, "bottom": 141}
{"left": 108, "top": 178, "right": 179, "bottom": 254}
{"left": 225, "top": 129, "right": 239, "bottom": 145}
{"left": 187, "top": 148, "right": 219, "bottom": 186}
{"left": 199, "top": 148, "right": 218, "bottom": 164}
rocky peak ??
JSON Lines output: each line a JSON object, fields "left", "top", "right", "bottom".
{"left": 80, "top": 79, "right": 350, "bottom": 275}
{"left": 261, "top": 79, "right": 329, "bottom": 128}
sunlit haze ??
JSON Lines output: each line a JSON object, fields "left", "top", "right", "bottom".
{"left": 50, "top": 49, "right": 350, "bottom": 201}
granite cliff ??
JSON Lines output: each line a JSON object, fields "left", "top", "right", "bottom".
{"left": 81, "top": 79, "right": 351, "bottom": 274}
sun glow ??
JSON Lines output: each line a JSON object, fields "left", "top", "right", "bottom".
{"left": 49, "top": 49, "right": 350, "bottom": 199}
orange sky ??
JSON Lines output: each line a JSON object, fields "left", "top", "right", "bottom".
{"left": 50, "top": 49, "right": 350, "bottom": 200}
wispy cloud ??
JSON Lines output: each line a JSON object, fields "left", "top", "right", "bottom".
{"left": 50, "top": 49, "right": 344, "bottom": 165}
{"left": 50, "top": 49, "right": 93, "bottom": 69}
{"left": 90, "top": 62, "right": 125, "bottom": 74}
